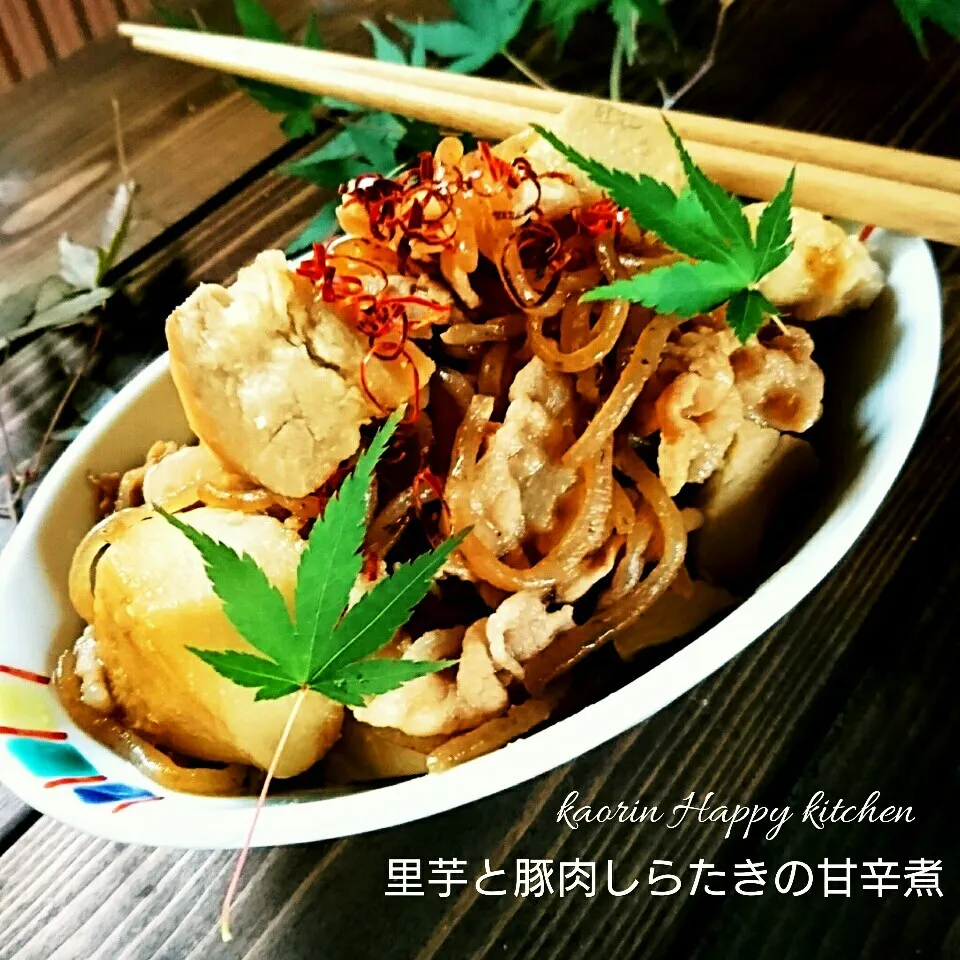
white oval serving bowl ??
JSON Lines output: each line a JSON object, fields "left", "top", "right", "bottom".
{"left": 0, "top": 230, "right": 941, "bottom": 848}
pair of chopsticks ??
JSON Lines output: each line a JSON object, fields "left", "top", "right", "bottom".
{"left": 118, "top": 22, "right": 960, "bottom": 245}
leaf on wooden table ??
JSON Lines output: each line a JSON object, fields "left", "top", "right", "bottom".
{"left": 50, "top": 425, "right": 85, "bottom": 443}
{"left": 624, "top": 0, "right": 676, "bottom": 45}
{"left": 58, "top": 236, "right": 101, "bottom": 291}
{"left": 301, "top": 12, "right": 323, "bottom": 49}
{"left": 409, "top": 19, "right": 427, "bottom": 67}
{"left": 362, "top": 19, "right": 408, "bottom": 64}
{"left": 97, "top": 181, "right": 138, "bottom": 273}
{"left": 0, "top": 283, "right": 43, "bottom": 337}
{"left": 280, "top": 110, "right": 319, "bottom": 139}
{"left": 395, "top": 0, "right": 534, "bottom": 73}
{"left": 234, "top": 0, "right": 287, "bottom": 43}
{"left": 286, "top": 112, "right": 405, "bottom": 182}
{"left": 151, "top": 0, "right": 194, "bottom": 29}
{"left": 285, "top": 200, "right": 341, "bottom": 255}
{"left": 284, "top": 156, "right": 371, "bottom": 190}
{"left": 230, "top": 0, "right": 327, "bottom": 137}
{"left": 348, "top": 113, "right": 406, "bottom": 172}
{"left": 34, "top": 276, "right": 74, "bottom": 313}
{"left": 893, "top": 0, "right": 960, "bottom": 56}
{"left": 537, "top": 0, "right": 602, "bottom": 48}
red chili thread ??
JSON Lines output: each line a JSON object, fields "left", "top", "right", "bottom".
{"left": 362, "top": 550, "right": 381, "bottom": 582}
{"left": 411, "top": 465, "right": 451, "bottom": 545}
{"left": 573, "top": 198, "right": 623, "bottom": 237}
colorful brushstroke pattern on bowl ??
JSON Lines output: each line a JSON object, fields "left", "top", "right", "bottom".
{"left": 0, "top": 663, "right": 161, "bottom": 813}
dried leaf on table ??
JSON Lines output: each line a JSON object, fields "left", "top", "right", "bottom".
{"left": 0, "top": 283, "right": 44, "bottom": 337}
{"left": 98, "top": 181, "right": 138, "bottom": 271}
{"left": 0, "top": 288, "right": 113, "bottom": 352}
{"left": 58, "top": 236, "right": 101, "bottom": 291}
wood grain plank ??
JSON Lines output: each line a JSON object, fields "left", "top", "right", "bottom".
{"left": 20, "top": 0, "right": 58, "bottom": 66}
{"left": 37, "top": 0, "right": 87, "bottom": 61}
{"left": 0, "top": 0, "right": 314, "bottom": 289}
{"left": 0, "top": 0, "right": 444, "bottom": 290}
{"left": 77, "top": 0, "right": 119, "bottom": 38}
{"left": 0, "top": 0, "right": 47, "bottom": 80}
{"left": 67, "top": 0, "right": 95, "bottom": 43}
{"left": 0, "top": 13, "right": 23, "bottom": 85}
{"left": 0, "top": 786, "right": 33, "bottom": 850}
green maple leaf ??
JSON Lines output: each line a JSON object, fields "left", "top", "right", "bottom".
{"left": 158, "top": 412, "right": 468, "bottom": 706}
{"left": 537, "top": 0, "right": 674, "bottom": 52}
{"left": 394, "top": 0, "right": 534, "bottom": 73}
{"left": 187, "top": 650, "right": 301, "bottom": 702}
{"left": 622, "top": 0, "right": 675, "bottom": 44}
{"left": 585, "top": 260, "right": 747, "bottom": 318}
{"left": 234, "top": 0, "right": 286, "bottom": 42}
{"left": 312, "top": 533, "right": 467, "bottom": 679}
{"left": 726, "top": 289, "right": 778, "bottom": 345}
{"left": 284, "top": 16, "right": 460, "bottom": 257}
{"left": 284, "top": 199, "right": 341, "bottom": 255}
{"left": 283, "top": 112, "right": 405, "bottom": 193}
{"left": 893, "top": 0, "right": 960, "bottom": 56}
{"left": 362, "top": 19, "right": 409, "bottom": 64}
{"left": 292, "top": 409, "right": 398, "bottom": 680}
{"left": 534, "top": 122, "right": 796, "bottom": 342}
{"left": 301, "top": 12, "right": 323, "bottom": 50}
{"left": 232, "top": 0, "right": 324, "bottom": 136}
{"left": 284, "top": 20, "right": 464, "bottom": 256}
{"left": 311, "top": 658, "right": 455, "bottom": 708}
{"left": 537, "top": 0, "right": 602, "bottom": 46}
{"left": 151, "top": 1, "right": 194, "bottom": 29}
{"left": 158, "top": 511, "right": 298, "bottom": 666}
{"left": 346, "top": 113, "right": 407, "bottom": 172}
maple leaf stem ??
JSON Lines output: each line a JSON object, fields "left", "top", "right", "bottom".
{"left": 502, "top": 49, "right": 554, "bottom": 90}
{"left": 12, "top": 324, "right": 104, "bottom": 511}
{"left": 661, "top": 3, "right": 729, "bottom": 109}
{"left": 220, "top": 687, "right": 308, "bottom": 943}
{"left": 609, "top": 32, "right": 625, "bottom": 102}
{"left": 111, "top": 97, "right": 130, "bottom": 182}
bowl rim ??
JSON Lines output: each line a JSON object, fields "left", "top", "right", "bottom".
{"left": 0, "top": 232, "right": 942, "bottom": 848}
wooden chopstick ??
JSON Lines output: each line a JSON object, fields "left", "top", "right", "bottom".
{"left": 118, "top": 23, "right": 960, "bottom": 244}
{"left": 123, "top": 27, "right": 553, "bottom": 138}
{"left": 120, "top": 21, "right": 960, "bottom": 197}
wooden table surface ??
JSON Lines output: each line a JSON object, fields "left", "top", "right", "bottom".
{"left": 1, "top": 2, "right": 958, "bottom": 958}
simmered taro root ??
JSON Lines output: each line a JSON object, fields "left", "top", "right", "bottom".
{"left": 167, "top": 250, "right": 435, "bottom": 498}
{"left": 70, "top": 508, "right": 343, "bottom": 776}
